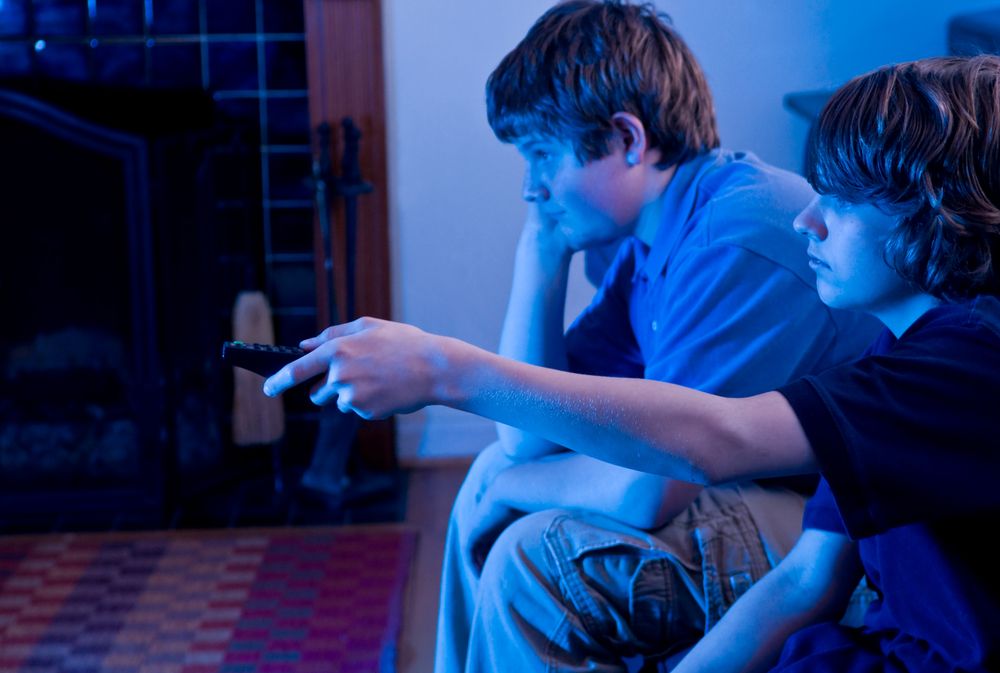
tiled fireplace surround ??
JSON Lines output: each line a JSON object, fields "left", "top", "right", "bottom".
{"left": 0, "top": 0, "right": 326, "bottom": 529}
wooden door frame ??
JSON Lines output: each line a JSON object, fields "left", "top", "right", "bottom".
{"left": 303, "top": 0, "right": 394, "bottom": 468}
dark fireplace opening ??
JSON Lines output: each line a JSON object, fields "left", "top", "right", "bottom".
{"left": 0, "top": 80, "right": 262, "bottom": 531}
{"left": 2, "top": 329, "right": 138, "bottom": 489}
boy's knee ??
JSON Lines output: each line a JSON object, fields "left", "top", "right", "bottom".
{"left": 481, "top": 510, "right": 568, "bottom": 581}
{"left": 468, "top": 440, "right": 514, "bottom": 481}
{"left": 455, "top": 441, "right": 514, "bottom": 504}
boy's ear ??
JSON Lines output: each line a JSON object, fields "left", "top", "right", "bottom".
{"left": 610, "top": 112, "right": 648, "bottom": 164}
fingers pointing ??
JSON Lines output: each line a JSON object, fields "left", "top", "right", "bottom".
{"left": 262, "top": 348, "right": 331, "bottom": 397}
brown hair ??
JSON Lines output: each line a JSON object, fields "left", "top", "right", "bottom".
{"left": 486, "top": 0, "right": 719, "bottom": 168}
{"left": 808, "top": 55, "right": 1000, "bottom": 300}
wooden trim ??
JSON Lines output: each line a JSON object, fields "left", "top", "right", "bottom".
{"left": 303, "top": 0, "right": 395, "bottom": 468}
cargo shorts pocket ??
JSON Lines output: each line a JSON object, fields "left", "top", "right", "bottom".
{"left": 693, "top": 500, "right": 771, "bottom": 630}
{"left": 542, "top": 513, "right": 703, "bottom": 654}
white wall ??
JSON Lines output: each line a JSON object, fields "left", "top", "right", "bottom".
{"left": 383, "top": 0, "right": 999, "bottom": 460}
{"left": 667, "top": 0, "right": 1000, "bottom": 172}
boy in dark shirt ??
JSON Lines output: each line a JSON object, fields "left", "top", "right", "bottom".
{"left": 265, "top": 55, "right": 1000, "bottom": 671}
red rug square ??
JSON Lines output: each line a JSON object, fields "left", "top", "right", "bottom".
{"left": 0, "top": 526, "right": 417, "bottom": 673}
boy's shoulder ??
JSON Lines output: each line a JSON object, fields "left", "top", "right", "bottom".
{"left": 692, "top": 149, "right": 815, "bottom": 221}
{"left": 911, "top": 295, "right": 1000, "bottom": 341}
{"left": 668, "top": 149, "right": 816, "bottom": 282}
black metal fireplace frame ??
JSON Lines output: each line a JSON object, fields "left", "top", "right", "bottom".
{"left": 0, "top": 89, "right": 167, "bottom": 525}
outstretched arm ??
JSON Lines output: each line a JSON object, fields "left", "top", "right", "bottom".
{"left": 673, "top": 529, "right": 863, "bottom": 673}
{"left": 263, "top": 317, "right": 816, "bottom": 484}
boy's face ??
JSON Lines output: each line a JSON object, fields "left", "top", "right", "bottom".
{"left": 793, "top": 196, "right": 913, "bottom": 313}
{"left": 515, "top": 136, "right": 645, "bottom": 250}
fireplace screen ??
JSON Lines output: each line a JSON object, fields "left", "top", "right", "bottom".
{"left": 1, "top": 107, "right": 144, "bottom": 492}
{"left": 0, "top": 86, "right": 236, "bottom": 528}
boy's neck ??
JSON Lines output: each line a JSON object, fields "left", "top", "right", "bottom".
{"left": 876, "top": 292, "right": 942, "bottom": 338}
{"left": 633, "top": 163, "right": 677, "bottom": 246}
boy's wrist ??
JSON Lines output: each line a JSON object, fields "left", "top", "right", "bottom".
{"left": 429, "top": 335, "right": 481, "bottom": 409}
{"left": 516, "top": 228, "right": 573, "bottom": 276}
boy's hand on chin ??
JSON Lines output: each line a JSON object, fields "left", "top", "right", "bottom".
{"left": 522, "top": 202, "right": 574, "bottom": 261}
{"left": 263, "top": 317, "right": 443, "bottom": 419}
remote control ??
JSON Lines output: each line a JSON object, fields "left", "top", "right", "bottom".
{"left": 221, "top": 341, "right": 306, "bottom": 378}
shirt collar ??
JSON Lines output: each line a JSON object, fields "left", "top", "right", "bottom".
{"left": 634, "top": 149, "right": 721, "bottom": 282}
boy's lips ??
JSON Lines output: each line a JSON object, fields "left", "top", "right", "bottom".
{"left": 807, "top": 253, "right": 831, "bottom": 270}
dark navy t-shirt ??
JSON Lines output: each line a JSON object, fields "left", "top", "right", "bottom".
{"left": 776, "top": 296, "right": 1000, "bottom": 672}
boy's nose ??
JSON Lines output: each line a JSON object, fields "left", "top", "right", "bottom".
{"left": 793, "top": 200, "right": 828, "bottom": 241}
{"left": 522, "top": 172, "right": 550, "bottom": 202}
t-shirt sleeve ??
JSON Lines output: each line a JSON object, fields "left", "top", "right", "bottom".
{"left": 779, "top": 318, "right": 1000, "bottom": 539}
{"left": 802, "top": 478, "right": 847, "bottom": 534}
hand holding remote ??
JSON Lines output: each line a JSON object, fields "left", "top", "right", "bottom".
{"left": 261, "top": 317, "right": 452, "bottom": 419}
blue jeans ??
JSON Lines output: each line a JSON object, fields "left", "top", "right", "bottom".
{"left": 434, "top": 442, "right": 806, "bottom": 673}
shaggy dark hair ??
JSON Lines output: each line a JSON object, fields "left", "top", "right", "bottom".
{"left": 485, "top": 0, "right": 719, "bottom": 168}
{"left": 807, "top": 55, "right": 1000, "bottom": 300}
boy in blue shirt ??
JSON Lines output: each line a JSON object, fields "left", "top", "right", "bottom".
{"left": 434, "top": 4, "right": 875, "bottom": 669}
{"left": 267, "top": 54, "right": 1000, "bottom": 672}
{"left": 446, "top": 1, "right": 879, "bottom": 669}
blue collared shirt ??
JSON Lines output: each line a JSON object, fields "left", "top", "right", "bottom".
{"left": 565, "top": 149, "right": 880, "bottom": 397}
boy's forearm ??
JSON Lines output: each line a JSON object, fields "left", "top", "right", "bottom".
{"left": 487, "top": 453, "right": 702, "bottom": 529}
{"left": 496, "top": 228, "right": 574, "bottom": 458}
{"left": 436, "top": 338, "right": 816, "bottom": 484}
{"left": 673, "top": 565, "right": 823, "bottom": 673}
{"left": 672, "top": 530, "right": 861, "bottom": 673}
{"left": 498, "top": 229, "right": 573, "bottom": 368}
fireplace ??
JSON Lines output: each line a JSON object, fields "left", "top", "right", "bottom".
{"left": 0, "top": 82, "right": 259, "bottom": 531}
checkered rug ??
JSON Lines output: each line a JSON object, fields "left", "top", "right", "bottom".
{"left": 0, "top": 526, "right": 417, "bottom": 673}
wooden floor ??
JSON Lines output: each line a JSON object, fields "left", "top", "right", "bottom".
{"left": 397, "top": 459, "right": 471, "bottom": 673}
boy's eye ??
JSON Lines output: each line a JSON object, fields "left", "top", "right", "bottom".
{"left": 833, "top": 196, "right": 855, "bottom": 211}
{"left": 820, "top": 195, "right": 854, "bottom": 213}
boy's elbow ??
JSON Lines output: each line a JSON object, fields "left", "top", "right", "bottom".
{"left": 641, "top": 477, "right": 704, "bottom": 529}
{"left": 584, "top": 473, "right": 700, "bottom": 531}
{"left": 498, "top": 427, "right": 557, "bottom": 462}
{"left": 699, "top": 454, "right": 741, "bottom": 486}
{"left": 694, "top": 405, "right": 762, "bottom": 486}
{"left": 674, "top": 437, "right": 732, "bottom": 486}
